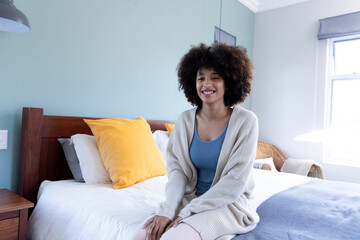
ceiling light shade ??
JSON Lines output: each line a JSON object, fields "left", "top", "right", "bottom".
{"left": 0, "top": 0, "right": 30, "bottom": 33}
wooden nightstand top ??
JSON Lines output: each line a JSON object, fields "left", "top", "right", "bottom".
{"left": 0, "top": 189, "right": 34, "bottom": 214}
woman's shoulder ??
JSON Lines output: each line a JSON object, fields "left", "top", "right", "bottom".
{"left": 232, "top": 105, "right": 258, "bottom": 122}
{"left": 229, "top": 106, "right": 259, "bottom": 137}
{"left": 170, "top": 108, "right": 196, "bottom": 137}
{"left": 176, "top": 107, "right": 197, "bottom": 121}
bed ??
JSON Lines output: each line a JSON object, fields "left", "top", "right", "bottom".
{"left": 18, "top": 107, "right": 360, "bottom": 240}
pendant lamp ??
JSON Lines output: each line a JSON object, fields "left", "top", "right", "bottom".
{"left": 0, "top": 0, "right": 30, "bottom": 33}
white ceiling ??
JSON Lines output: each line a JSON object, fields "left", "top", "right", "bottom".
{"left": 239, "top": 0, "right": 311, "bottom": 12}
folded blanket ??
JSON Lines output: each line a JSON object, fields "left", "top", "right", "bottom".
{"left": 280, "top": 158, "right": 325, "bottom": 179}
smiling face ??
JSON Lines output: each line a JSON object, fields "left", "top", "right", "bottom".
{"left": 196, "top": 68, "right": 226, "bottom": 106}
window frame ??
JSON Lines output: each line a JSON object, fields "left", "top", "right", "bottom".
{"left": 323, "top": 34, "right": 360, "bottom": 166}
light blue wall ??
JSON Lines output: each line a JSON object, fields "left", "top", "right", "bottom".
{"left": 0, "top": 0, "right": 254, "bottom": 192}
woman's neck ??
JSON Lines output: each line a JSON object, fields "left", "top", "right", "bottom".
{"left": 198, "top": 104, "right": 231, "bottom": 121}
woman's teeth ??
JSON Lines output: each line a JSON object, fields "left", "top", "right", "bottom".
{"left": 203, "top": 90, "right": 215, "bottom": 94}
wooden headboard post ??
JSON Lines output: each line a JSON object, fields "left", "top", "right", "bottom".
{"left": 18, "top": 108, "right": 44, "bottom": 203}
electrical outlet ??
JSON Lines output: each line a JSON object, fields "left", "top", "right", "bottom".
{"left": 0, "top": 130, "right": 8, "bottom": 150}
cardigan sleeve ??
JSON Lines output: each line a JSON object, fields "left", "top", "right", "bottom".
{"left": 155, "top": 116, "right": 188, "bottom": 220}
{"left": 177, "top": 113, "right": 258, "bottom": 219}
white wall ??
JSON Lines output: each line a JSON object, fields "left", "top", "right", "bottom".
{"left": 252, "top": 0, "right": 360, "bottom": 183}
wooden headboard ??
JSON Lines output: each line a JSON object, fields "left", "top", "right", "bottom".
{"left": 17, "top": 107, "right": 174, "bottom": 205}
{"left": 256, "top": 140, "right": 288, "bottom": 171}
{"left": 18, "top": 107, "right": 288, "bottom": 206}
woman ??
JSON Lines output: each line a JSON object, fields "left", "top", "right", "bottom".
{"left": 133, "top": 43, "right": 259, "bottom": 240}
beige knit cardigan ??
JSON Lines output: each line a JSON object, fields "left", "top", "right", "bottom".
{"left": 156, "top": 106, "right": 260, "bottom": 240}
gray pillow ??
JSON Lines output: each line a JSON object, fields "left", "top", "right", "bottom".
{"left": 58, "top": 138, "right": 85, "bottom": 182}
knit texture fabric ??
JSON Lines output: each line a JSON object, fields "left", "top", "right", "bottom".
{"left": 156, "top": 106, "right": 260, "bottom": 240}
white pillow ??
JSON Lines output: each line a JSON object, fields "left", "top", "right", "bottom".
{"left": 255, "top": 157, "right": 278, "bottom": 172}
{"left": 152, "top": 130, "right": 170, "bottom": 163}
{"left": 71, "top": 134, "right": 111, "bottom": 184}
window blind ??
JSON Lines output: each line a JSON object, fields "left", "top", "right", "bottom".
{"left": 317, "top": 11, "right": 360, "bottom": 40}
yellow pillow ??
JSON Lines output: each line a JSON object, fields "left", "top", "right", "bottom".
{"left": 165, "top": 123, "right": 175, "bottom": 136}
{"left": 84, "top": 117, "right": 166, "bottom": 189}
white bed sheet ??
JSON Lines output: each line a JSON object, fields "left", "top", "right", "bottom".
{"left": 28, "top": 169, "right": 310, "bottom": 240}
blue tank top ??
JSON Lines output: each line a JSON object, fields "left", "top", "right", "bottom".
{"left": 189, "top": 116, "right": 229, "bottom": 196}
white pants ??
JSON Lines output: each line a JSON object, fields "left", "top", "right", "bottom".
{"left": 132, "top": 222, "right": 201, "bottom": 240}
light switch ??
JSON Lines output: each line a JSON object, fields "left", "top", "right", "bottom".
{"left": 0, "top": 130, "right": 8, "bottom": 150}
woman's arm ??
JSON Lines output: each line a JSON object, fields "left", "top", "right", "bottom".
{"left": 155, "top": 118, "right": 188, "bottom": 220}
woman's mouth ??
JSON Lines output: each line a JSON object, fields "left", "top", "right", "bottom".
{"left": 202, "top": 90, "right": 216, "bottom": 95}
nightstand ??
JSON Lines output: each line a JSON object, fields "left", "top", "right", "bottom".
{"left": 0, "top": 189, "right": 34, "bottom": 240}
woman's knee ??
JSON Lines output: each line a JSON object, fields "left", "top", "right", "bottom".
{"left": 131, "top": 227, "right": 146, "bottom": 240}
{"left": 160, "top": 223, "right": 201, "bottom": 240}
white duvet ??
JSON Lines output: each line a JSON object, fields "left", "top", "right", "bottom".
{"left": 28, "top": 169, "right": 310, "bottom": 240}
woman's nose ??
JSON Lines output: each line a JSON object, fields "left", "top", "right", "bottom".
{"left": 203, "top": 77, "right": 212, "bottom": 87}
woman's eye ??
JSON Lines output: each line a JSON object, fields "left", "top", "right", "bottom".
{"left": 197, "top": 78, "right": 204, "bottom": 81}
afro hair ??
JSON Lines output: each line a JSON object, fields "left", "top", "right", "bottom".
{"left": 177, "top": 43, "right": 254, "bottom": 107}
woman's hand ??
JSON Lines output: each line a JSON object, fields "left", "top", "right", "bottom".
{"left": 165, "top": 216, "right": 183, "bottom": 232}
{"left": 143, "top": 215, "right": 172, "bottom": 240}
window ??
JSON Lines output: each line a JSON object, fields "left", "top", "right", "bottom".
{"left": 325, "top": 35, "right": 360, "bottom": 166}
